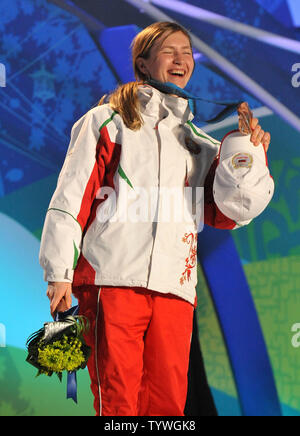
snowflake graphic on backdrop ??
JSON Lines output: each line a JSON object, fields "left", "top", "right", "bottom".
{"left": 0, "top": 0, "right": 117, "bottom": 195}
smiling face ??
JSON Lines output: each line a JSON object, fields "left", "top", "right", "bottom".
{"left": 136, "top": 31, "right": 195, "bottom": 89}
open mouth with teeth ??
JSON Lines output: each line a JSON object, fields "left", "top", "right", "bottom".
{"left": 168, "top": 70, "right": 186, "bottom": 77}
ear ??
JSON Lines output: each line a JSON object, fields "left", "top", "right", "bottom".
{"left": 136, "top": 57, "right": 147, "bottom": 75}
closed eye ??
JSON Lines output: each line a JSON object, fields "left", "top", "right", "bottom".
{"left": 162, "top": 50, "right": 192, "bottom": 56}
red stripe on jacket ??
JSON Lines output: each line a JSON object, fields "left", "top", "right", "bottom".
{"left": 73, "top": 126, "right": 121, "bottom": 286}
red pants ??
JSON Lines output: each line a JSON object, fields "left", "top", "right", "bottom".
{"left": 73, "top": 285, "right": 194, "bottom": 416}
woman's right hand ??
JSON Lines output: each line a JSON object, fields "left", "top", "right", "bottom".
{"left": 47, "top": 282, "right": 73, "bottom": 320}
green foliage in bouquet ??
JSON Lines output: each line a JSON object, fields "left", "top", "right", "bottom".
{"left": 26, "top": 316, "right": 91, "bottom": 381}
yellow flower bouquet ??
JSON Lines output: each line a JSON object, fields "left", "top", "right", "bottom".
{"left": 26, "top": 308, "right": 91, "bottom": 402}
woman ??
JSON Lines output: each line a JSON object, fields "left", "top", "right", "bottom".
{"left": 40, "top": 22, "right": 272, "bottom": 416}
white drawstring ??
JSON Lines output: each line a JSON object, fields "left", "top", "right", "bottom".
{"left": 95, "top": 287, "right": 102, "bottom": 416}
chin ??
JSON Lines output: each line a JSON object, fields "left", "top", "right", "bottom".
{"left": 174, "top": 82, "right": 187, "bottom": 89}
{"left": 168, "top": 79, "right": 186, "bottom": 88}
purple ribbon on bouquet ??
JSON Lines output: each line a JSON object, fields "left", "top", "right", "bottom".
{"left": 56, "top": 305, "right": 80, "bottom": 404}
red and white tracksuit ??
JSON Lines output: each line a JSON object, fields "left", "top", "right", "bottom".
{"left": 39, "top": 85, "right": 273, "bottom": 415}
{"left": 73, "top": 285, "right": 194, "bottom": 416}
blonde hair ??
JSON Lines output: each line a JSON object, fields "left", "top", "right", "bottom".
{"left": 99, "top": 22, "right": 193, "bottom": 131}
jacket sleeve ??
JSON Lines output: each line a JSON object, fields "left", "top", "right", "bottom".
{"left": 39, "top": 109, "right": 109, "bottom": 283}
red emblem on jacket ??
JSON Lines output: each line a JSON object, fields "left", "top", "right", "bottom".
{"left": 180, "top": 232, "right": 197, "bottom": 285}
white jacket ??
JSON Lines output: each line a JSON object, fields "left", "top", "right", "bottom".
{"left": 39, "top": 85, "right": 273, "bottom": 305}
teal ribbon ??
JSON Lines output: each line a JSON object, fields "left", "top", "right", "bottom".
{"left": 145, "top": 78, "right": 242, "bottom": 124}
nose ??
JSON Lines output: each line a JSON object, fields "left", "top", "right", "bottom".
{"left": 173, "top": 51, "right": 184, "bottom": 64}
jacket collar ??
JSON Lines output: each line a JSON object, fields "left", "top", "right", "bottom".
{"left": 137, "top": 84, "right": 194, "bottom": 125}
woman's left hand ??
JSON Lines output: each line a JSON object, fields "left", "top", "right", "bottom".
{"left": 237, "top": 102, "right": 271, "bottom": 152}
{"left": 250, "top": 117, "right": 271, "bottom": 152}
